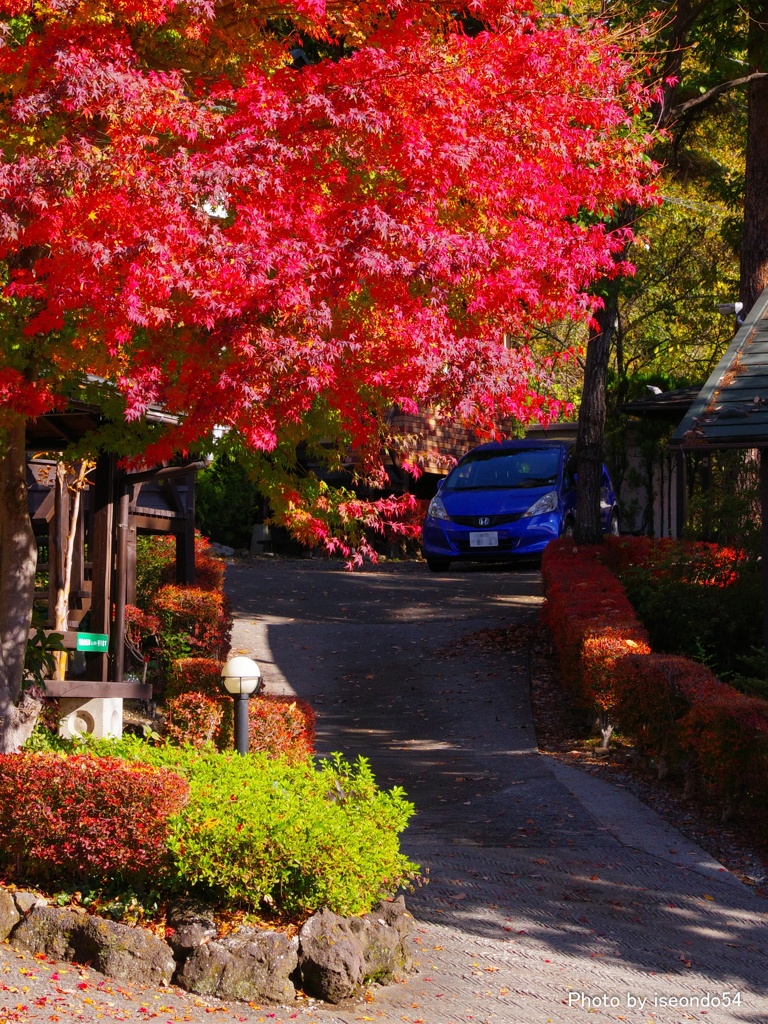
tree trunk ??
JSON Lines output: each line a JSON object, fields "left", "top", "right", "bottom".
{"left": 741, "top": 3, "right": 768, "bottom": 314}
{"left": 574, "top": 283, "right": 620, "bottom": 545}
{"left": 0, "top": 416, "right": 42, "bottom": 753}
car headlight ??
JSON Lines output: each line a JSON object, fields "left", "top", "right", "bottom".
{"left": 523, "top": 490, "right": 558, "bottom": 517}
{"left": 426, "top": 495, "right": 451, "bottom": 521}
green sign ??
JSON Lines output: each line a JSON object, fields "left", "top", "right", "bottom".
{"left": 76, "top": 632, "right": 109, "bottom": 652}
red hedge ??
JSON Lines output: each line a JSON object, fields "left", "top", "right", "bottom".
{"left": 165, "top": 692, "right": 225, "bottom": 748}
{"left": 542, "top": 537, "right": 768, "bottom": 817}
{"left": 166, "top": 657, "right": 224, "bottom": 701}
{"left": 239, "top": 694, "right": 316, "bottom": 761}
{"left": 124, "top": 604, "right": 160, "bottom": 651}
{"left": 0, "top": 753, "right": 189, "bottom": 884}
{"left": 139, "top": 533, "right": 226, "bottom": 594}
{"left": 541, "top": 539, "right": 651, "bottom": 708}
{"left": 151, "top": 585, "right": 232, "bottom": 660}
{"left": 165, "top": 692, "right": 316, "bottom": 761}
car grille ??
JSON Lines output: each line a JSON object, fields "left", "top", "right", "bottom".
{"left": 451, "top": 513, "right": 523, "bottom": 527}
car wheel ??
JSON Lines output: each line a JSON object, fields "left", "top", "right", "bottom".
{"left": 562, "top": 518, "right": 575, "bottom": 537}
{"left": 609, "top": 512, "right": 620, "bottom": 536}
{"left": 426, "top": 557, "right": 451, "bottom": 572}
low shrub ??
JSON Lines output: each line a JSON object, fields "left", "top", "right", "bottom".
{"left": 194, "top": 539, "right": 226, "bottom": 593}
{"left": 136, "top": 534, "right": 225, "bottom": 611}
{"left": 164, "top": 688, "right": 316, "bottom": 761}
{"left": 124, "top": 605, "right": 161, "bottom": 675}
{"left": 219, "top": 694, "right": 316, "bottom": 761}
{"left": 135, "top": 536, "right": 177, "bottom": 610}
{"left": 93, "top": 739, "right": 418, "bottom": 918}
{"left": 166, "top": 657, "right": 224, "bottom": 701}
{"left": 150, "top": 585, "right": 232, "bottom": 662}
{"left": 165, "top": 692, "right": 225, "bottom": 748}
{"left": 611, "top": 653, "right": 693, "bottom": 761}
{"left": 676, "top": 670, "right": 768, "bottom": 812}
{"left": 0, "top": 753, "right": 189, "bottom": 886}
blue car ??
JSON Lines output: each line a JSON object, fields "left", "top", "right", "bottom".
{"left": 421, "top": 439, "right": 619, "bottom": 571}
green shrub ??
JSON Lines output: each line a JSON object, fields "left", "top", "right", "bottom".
{"left": 135, "top": 536, "right": 176, "bottom": 610}
{"left": 196, "top": 451, "right": 264, "bottom": 549}
{"left": 94, "top": 738, "right": 418, "bottom": 918}
{"left": 616, "top": 540, "right": 763, "bottom": 680}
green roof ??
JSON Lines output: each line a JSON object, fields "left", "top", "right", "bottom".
{"left": 671, "top": 287, "right": 768, "bottom": 449}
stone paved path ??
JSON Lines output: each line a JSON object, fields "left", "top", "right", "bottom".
{"left": 225, "top": 559, "right": 768, "bottom": 1024}
{"left": 2, "top": 557, "right": 767, "bottom": 1024}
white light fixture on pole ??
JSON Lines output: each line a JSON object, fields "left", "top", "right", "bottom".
{"left": 221, "top": 656, "right": 262, "bottom": 754}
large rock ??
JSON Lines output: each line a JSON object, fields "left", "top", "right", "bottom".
{"left": 166, "top": 900, "right": 217, "bottom": 958}
{"left": 13, "top": 891, "right": 41, "bottom": 916}
{"left": 11, "top": 906, "right": 175, "bottom": 986}
{"left": 176, "top": 927, "right": 298, "bottom": 1003}
{"left": 11, "top": 906, "right": 83, "bottom": 961}
{"left": 298, "top": 909, "right": 365, "bottom": 1003}
{"left": 0, "top": 889, "right": 20, "bottom": 941}
{"left": 80, "top": 915, "right": 176, "bottom": 986}
{"left": 351, "top": 897, "right": 414, "bottom": 982}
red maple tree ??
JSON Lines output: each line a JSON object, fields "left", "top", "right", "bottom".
{"left": 0, "top": 0, "right": 655, "bottom": 748}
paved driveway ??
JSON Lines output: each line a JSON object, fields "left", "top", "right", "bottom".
{"left": 3, "top": 558, "right": 767, "bottom": 1024}
{"left": 225, "top": 558, "right": 768, "bottom": 1024}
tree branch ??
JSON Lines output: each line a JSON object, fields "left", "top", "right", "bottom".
{"left": 666, "top": 72, "right": 768, "bottom": 123}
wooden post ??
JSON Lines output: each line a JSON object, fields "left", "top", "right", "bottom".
{"left": 675, "top": 450, "right": 687, "bottom": 539}
{"left": 126, "top": 519, "right": 137, "bottom": 605}
{"left": 176, "top": 473, "right": 196, "bottom": 585}
{"left": 48, "top": 469, "right": 70, "bottom": 630}
{"left": 761, "top": 450, "right": 768, "bottom": 654}
{"left": 113, "top": 483, "right": 130, "bottom": 683}
{"left": 72, "top": 499, "right": 85, "bottom": 607}
{"left": 88, "top": 454, "right": 115, "bottom": 681}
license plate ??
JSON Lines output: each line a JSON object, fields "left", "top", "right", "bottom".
{"left": 469, "top": 531, "right": 499, "bottom": 548}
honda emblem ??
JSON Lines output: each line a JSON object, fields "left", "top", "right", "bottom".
{"left": 479, "top": 516, "right": 491, "bottom": 526}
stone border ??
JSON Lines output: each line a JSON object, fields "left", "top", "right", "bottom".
{"left": 0, "top": 887, "right": 413, "bottom": 1005}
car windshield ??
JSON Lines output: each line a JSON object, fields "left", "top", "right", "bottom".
{"left": 445, "top": 448, "right": 561, "bottom": 491}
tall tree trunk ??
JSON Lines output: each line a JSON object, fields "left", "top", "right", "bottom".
{"left": 741, "top": 2, "right": 768, "bottom": 314}
{"left": 0, "top": 416, "right": 42, "bottom": 752}
{"left": 574, "top": 282, "right": 620, "bottom": 544}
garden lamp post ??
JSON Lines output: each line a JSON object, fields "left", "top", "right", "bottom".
{"left": 221, "top": 656, "right": 262, "bottom": 754}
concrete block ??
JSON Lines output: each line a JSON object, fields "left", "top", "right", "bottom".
{"left": 58, "top": 698, "right": 123, "bottom": 740}
{"left": 250, "top": 524, "right": 271, "bottom": 556}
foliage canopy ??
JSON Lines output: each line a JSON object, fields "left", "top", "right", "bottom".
{"left": 0, "top": 0, "right": 656, "bottom": 546}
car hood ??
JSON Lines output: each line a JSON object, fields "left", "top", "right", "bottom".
{"left": 440, "top": 486, "right": 555, "bottom": 517}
